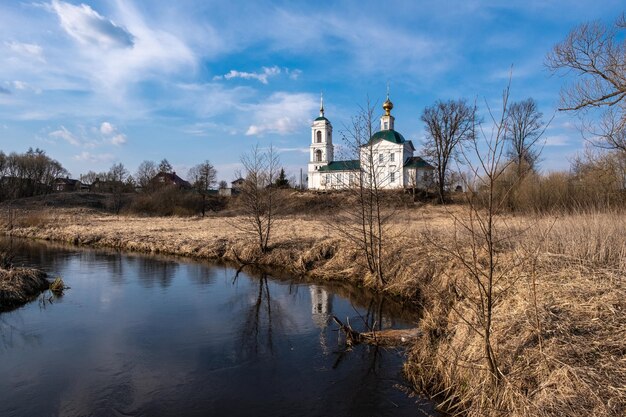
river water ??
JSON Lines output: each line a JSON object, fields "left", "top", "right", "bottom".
{"left": 0, "top": 238, "right": 437, "bottom": 417}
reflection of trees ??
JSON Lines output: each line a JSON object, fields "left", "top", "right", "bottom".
{"left": 236, "top": 274, "right": 291, "bottom": 359}
{"left": 185, "top": 263, "right": 217, "bottom": 286}
{"left": 132, "top": 257, "right": 178, "bottom": 288}
{"left": 0, "top": 316, "right": 42, "bottom": 351}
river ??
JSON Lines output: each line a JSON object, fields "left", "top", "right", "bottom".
{"left": 0, "top": 238, "right": 437, "bottom": 417}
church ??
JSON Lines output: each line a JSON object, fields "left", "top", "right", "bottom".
{"left": 307, "top": 95, "right": 434, "bottom": 191}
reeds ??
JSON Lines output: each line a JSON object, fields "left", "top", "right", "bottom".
{"left": 0, "top": 267, "right": 49, "bottom": 310}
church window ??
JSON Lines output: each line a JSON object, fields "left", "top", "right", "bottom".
{"left": 390, "top": 172, "right": 396, "bottom": 183}
{"left": 315, "top": 150, "right": 322, "bottom": 162}
{"left": 390, "top": 152, "right": 395, "bottom": 162}
{"left": 379, "top": 153, "right": 384, "bottom": 163}
{"left": 316, "top": 131, "right": 322, "bottom": 143}
{"left": 384, "top": 121, "right": 388, "bottom": 130}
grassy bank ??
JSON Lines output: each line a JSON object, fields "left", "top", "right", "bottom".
{"left": 0, "top": 266, "right": 49, "bottom": 311}
{"left": 1, "top": 206, "right": 624, "bottom": 416}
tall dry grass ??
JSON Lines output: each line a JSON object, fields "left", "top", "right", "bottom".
{"left": 1, "top": 206, "right": 624, "bottom": 416}
{"left": 406, "top": 210, "right": 625, "bottom": 417}
{"left": 0, "top": 267, "right": 49, "bottom": 310}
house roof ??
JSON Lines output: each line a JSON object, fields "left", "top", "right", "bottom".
{"left": 231, "top": 178, "right": 245, "bottom": 183}
{"left": 404, "top": 156, "right": 434, "bottom": 169}
{"left": 366, "top": 129, "right": 407, "bottom": 145}
{"left": 152, "top": 172, "right": 191, "bottom": 188}
{"left": 318, "top": 160, "right": 360, "bottom": 172}
{"left": 55, "top": 177, "right": 81, "bottom": 185}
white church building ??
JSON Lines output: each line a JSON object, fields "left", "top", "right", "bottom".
{"left": 307, "top": 96, "right": 434, "bottom": 191}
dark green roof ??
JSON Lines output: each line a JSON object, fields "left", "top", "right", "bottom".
{"left": 367, "top": 129, "right": 406, "bottom": 145}
{"left": 314, "top": 116, "right": 329, "bottom": 122}
{"left": 318, "top": 160, "right": 360, "bottom": 172}
{"left": 404, "top": 156, "right": 434, "bottom": 169}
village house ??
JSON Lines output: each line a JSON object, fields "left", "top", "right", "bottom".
{"left": 53, "top": 177, "right": 83, "bottom": 192}
{"left": 231, "top": 178, "right": 245, "bottom": 190}
{"left": 90, "top": 178, "right": 119, "bottom": 193}
{"left": 150, "top": 171, "right": 192, "bottom": 189}
{"left": 307, "top": 95, "right": 434, "bottom": 191}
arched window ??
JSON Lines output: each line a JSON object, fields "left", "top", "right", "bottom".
{"left": 316, "top": 131, "right": 322, "bottom": 143}
{"left": 315, "top": 149, "right": 322, "bottom": 162}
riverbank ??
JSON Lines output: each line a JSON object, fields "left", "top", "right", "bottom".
{"left": 0, "top": 266, "right": 49, "bottom": 311}
{"left": 1, "top": 207, "right": 624, "bottom": 417}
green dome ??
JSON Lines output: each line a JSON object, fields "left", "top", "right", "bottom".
{"left": 314, "top": 116, "right": 329, "bottom": 122}
{"left": 368, "top": 129, "right": 406, "bottom": 145}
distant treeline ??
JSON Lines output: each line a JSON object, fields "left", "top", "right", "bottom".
{"left": 0, "top": 148, "right": 66, "bottom": 200}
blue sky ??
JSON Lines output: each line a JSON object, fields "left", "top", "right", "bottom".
{"left": 0, "top": 0, "right": 623, "bottom": 183}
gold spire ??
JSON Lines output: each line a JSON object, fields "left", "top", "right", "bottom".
{"left": 320, "top": 92, "right": 324, "bottom": 117}
{"left": 383, "top": 83, "right": 393, "bottom": 116}
{"left": 383, "top": 97, "right": 393, "bottom": 116}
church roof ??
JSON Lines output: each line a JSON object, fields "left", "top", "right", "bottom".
{"left": 404, "top": 156, "right": 434, "bottom": 169}
{"left": 318, "top": 160, "right": 360, "bottom": 172}
{"left": 314, "top": 116, "right": 329, "bottom": 122}
{"left": 366, "top": 129, "right": 406, "bottom": 145}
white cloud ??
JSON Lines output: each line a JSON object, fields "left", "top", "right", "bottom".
{"left": 50, "top": 0, "right": 134, "bottom": 49}
{"left": 245, "top": 92, "right": 318, "bottom": 136}
{"left": 544, "top": 134, "right": 570, "bottom": 146}
{"left": 285, "top": 68, "right": 302, "bottom": 80}
{"left": 11, "top": 81, "right": 42, "bottom": 94}
{"left": 98, "top": 122, "right": 127, "bottom": 145}
{"left": 100, "top": 121, "right": 114, "bottom": 135}
{"left": 39, "top": 0, "right": 196, "bottom": 102}
{"left": 49, "top": 123, "right": 127, "bottom": 147}
{"left": 73, "top": 151, "right": 115, "bottom": 163}
{"left": 215, "top": 66, "right": 282, "bottom": 84}
{"left": 4, "top": 41, "right": 45, "bottom": 62}
{"left": 111, "top": 133, "right": 127, "bottom": 145}
{"left": 50, "top": 126, "right": 80, "bottom": 146}
{"left": 276, "top": 147, "right": 309, "bottom": 153}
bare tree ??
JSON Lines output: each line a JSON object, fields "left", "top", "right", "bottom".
{"left": 158, "top": 158, "right": 173, "bottom": 174}
{"left": 547, "top": 14, "right": 626, "bottom": 152}
{"left": 427, "top": 83, "right": 524, "bottom": 386}
{"left": 421, "top": 99, "right": 477, "bottom": 203}
{"left": 108, "top": 163, "right": 128, "bottom": 214}
{"left": 236, "top": 145, "right": 282, "bottom": 253}
{"left": 79, "top": 170, "right": 103, "bottom": 186}
{"left": 0, "top": 148, "right": 66, "bottom": 200}
{"left": 505, "top": 98, "right": 546, "bottom": 178}
{"left": 188, "top": 160, "right": 217, "bottom": 217}
{"left": 218, "top": 180, "right": 228, "bottom": 190}
{"left": 135, "top": 160, "right": 157, "bottom": 190}
{"left": 332, "top": 98, "right": 396, "bottom": 287}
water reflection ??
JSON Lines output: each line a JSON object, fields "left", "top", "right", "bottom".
{"left": 0, "top": 238, "right": 437, "bottom": 417}
{"left": 129, "top": 256, "right": 179, "bottom": 288}
{"left": 0, "top": 315, "right": 42, "bottom": 350}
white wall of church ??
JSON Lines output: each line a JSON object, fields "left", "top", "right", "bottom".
{"left": 359, "top": 140, "right": 407, "bottom": 189}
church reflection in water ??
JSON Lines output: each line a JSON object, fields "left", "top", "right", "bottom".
{"left": 310, "top": 285, "right": 333, "bottom": 329}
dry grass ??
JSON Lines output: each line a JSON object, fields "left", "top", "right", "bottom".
{"left": 405, "top": 210, "right": 625, "bottom": 417}
{"left": 0, "top": 267, "right": 49, "bottom": 310}
{"left": 0, "top": 205, "right": 624, "bottom": 416}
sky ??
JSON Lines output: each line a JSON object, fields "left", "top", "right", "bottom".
{"left": 0, "top": 0, "right": 624, "bottom": 183}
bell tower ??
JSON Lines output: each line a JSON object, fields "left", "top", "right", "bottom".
{"left": 307, "top": 94, "right": 334, "bottom": 189}
{"left": 310, "top": 94, "right": 333, "bottom": 164}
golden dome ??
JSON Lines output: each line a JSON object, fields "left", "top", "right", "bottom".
{"left": 383, "top": 98, "right": 393, "bottom": 115}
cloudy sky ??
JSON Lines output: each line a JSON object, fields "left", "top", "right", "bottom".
{"left": 0, "top": 0, "right": 623, "bottom": 182}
